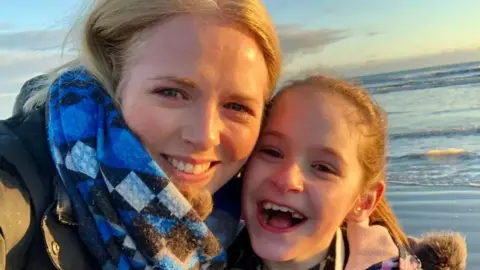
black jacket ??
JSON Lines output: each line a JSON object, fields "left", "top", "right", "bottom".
{"left": 0, "top": 106, "right": 98, "bottom": 269}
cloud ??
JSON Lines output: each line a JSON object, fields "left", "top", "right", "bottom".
{"left": 321, "top": 6, "right": 339, "bottom": 14}
{"left": 0, "top": 29, "right": 68, "bottom": 50}
{"left": 291, "top": 48, "right": 480, "bottom": 77}
{"left": 276, "top": 24, "right": 349, "bottom": 61}
{"left": 354, "top": 48, "right": 480, "bottom": 76}
{"left": 366, "top": 31, "right": 382, "bottom": 37}
{"left": 0, "top": 50, "right": 74, "bottom": 93}
{"left": 0, "top": 22, "right": 13, "bottom": 31}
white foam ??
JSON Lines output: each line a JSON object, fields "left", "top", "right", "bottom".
{"left": 389, "top": 180, "right": 480, "bottom": 188}
{"left": 426, "top": 148, "right": 467, "bottom": 156}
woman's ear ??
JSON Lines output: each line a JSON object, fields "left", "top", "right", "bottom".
{"left": 347, "top": 181, "right": 385, "bottom": 223}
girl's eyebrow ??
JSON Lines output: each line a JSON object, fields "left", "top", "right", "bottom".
{"left": 260, "top": 130, "right": 289, "bottom": 141}
{"left": 313, "top": 146, "right": 347, "bottom": 167}
{"left": 260, "top": 130, "right": 347, "bottom": 166}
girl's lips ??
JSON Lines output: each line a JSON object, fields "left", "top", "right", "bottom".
{"left": 256, "top": 203, "right": 307, "bottom": 234}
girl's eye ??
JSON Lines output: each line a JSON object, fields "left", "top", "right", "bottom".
{"left": 259, "top": 148, "right": 284, "bottom": 158}
{"left": 311, "top": 163, "right": 336, "bottom": 174}
{"left": 156, "top": 88, "right": 186, "bottom": 99}
{"left": 224, "top": 102, "right": 251, "bottom": 114}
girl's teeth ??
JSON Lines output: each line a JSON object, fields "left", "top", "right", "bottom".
{"left": 167, "top": 157, "right": 210, "bottom": 175}
{"left": 292, "top": 213, "right": 304, "bottom": 219}
{"left": 263, "top": 202, "right": 273, "bottom": 210}
{"left": 261, "top": 202, "right": 306, "bottom": 220}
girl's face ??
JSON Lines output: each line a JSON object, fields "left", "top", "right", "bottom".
{"left": 121, "top": 15, "right": 269, "bottom": 193}
{"left": 242, "top": 87, "right": 365, "bottom": 264}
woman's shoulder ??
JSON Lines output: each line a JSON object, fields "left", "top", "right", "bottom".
{"left": 0, "top": 116, "right": 37, "bottom": 268}
{"left": 1, "top": 107, "right": 54, "bottom": 188}
{"left": 0, "top": 107, "right": 56, "bottom": 222}
{"left": 0, "top": 108, "right": 64, "bottom": 269}
{"left": 0, "top": 163, "right": 35, "bottom": 269}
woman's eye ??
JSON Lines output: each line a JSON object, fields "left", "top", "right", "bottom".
{"left": 260, "top": 148, "right": 284, "bottom": 158}
{"left": 156, "top": 88, "right": 186, "bottom": 99}
{"left": 224, "top": 102, "right": 250, "bottom": 114}
{"left": 312, "top": 163, "right": 335, "bottom": 174}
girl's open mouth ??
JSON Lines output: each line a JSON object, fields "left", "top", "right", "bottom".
{"left": 256, "top": 200, "right": 307, "bottom": 233}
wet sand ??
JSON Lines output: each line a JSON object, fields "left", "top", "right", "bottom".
{"left": 387, "top": 185, "right": 480, "bottom": 269}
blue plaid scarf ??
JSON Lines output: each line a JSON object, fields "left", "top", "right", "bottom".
{"left": 47, "top": 68, "right": 240, "bottom": 269}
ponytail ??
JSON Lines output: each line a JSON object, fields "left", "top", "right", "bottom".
{"left": 370, "top": 196, "right": 410, "bottom": 248}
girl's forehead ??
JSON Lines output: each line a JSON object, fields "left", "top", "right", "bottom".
{"left": 265, "top": 89, "right": 361, "bottom": 146}
{"left": 269, "top": 87, "right": 355, "bottom": 122}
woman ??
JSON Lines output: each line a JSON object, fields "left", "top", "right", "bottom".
{"left": 0, "top": 0, "right": 281, "bottom": 269}
{"left": 227, "top": 75, "right": 468, "bottom": 269}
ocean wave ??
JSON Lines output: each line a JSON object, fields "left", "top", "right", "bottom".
{"left": 388, "top": 148, "right": 479, "bottom": 162}
{"left": 388, "top": 180, "right": 480, "bottom": 188}
{"left": 390, "top": 65, "right": 480, "bottom": 81}
{"left": 430, "top": 107, "right": 480, "bottom": 115}
{"left": 426, "top": 148, "right": 467, "bottom": 156}
{"left": 433, "top": 67, "right": 480, "bottom": 77}
{"left": 358, "top": 62, "right": 480, "bottom": 85}
{"left": 389, "top": 127, "right": 480, "bottom": 140}
{"left": 368, "top": 75, "right": 480, "bottom": 95}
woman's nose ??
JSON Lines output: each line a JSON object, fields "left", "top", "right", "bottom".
{"left": 181, "top": 105, "right": 221, "bottom": 151}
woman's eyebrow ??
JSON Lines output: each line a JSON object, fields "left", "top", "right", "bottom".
{"left": 148, "top": 75, "right": 198, "bottom": 89}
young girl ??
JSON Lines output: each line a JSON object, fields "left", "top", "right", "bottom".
{"left": 227, "top": 75, "right": 422, "bottom": 269}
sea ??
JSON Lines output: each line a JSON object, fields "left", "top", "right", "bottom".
{"left": 358, "top": 61, "right": 480, "bottom": 268}
{"left": 357, "top": 61, "right": 480, "bottom": 188}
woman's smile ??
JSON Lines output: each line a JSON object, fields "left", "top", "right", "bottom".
{"left": 157, "top": 153, "right": 220, "bottom": 184}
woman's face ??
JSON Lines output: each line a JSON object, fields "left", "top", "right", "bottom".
{"left": 242, "top": 88, "right": 364, "bottom": 263}
{"left": 121, "top": 16, "right": 269, "bottom": 193}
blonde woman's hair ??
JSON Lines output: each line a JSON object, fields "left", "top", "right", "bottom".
{"left": 23, "top": 0, "right": 281, "bottom": 112}
{"left": 274, "top": 75, "right": 410, "bottom": 249}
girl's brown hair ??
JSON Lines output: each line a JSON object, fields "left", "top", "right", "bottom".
{"left": 273, "top": 74, "right": 409, "bottom": 248}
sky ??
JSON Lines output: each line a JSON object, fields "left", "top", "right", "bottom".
{"left": 1, "top": 0, "right": 480, "bottom": 117}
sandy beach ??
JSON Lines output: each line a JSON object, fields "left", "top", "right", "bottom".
{"left": 387, "top": 184, "right": 480, "bottom": 269}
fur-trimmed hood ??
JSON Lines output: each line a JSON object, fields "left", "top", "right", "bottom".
{"left": 409, "top": 232, "right": 468, "bottom": 270}
{"left": 341, "top": 220, "right": 467, "bottom": 270}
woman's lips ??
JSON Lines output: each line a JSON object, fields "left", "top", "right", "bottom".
{"left": 157, "top": 154, "right": 219, "bottom": 184}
